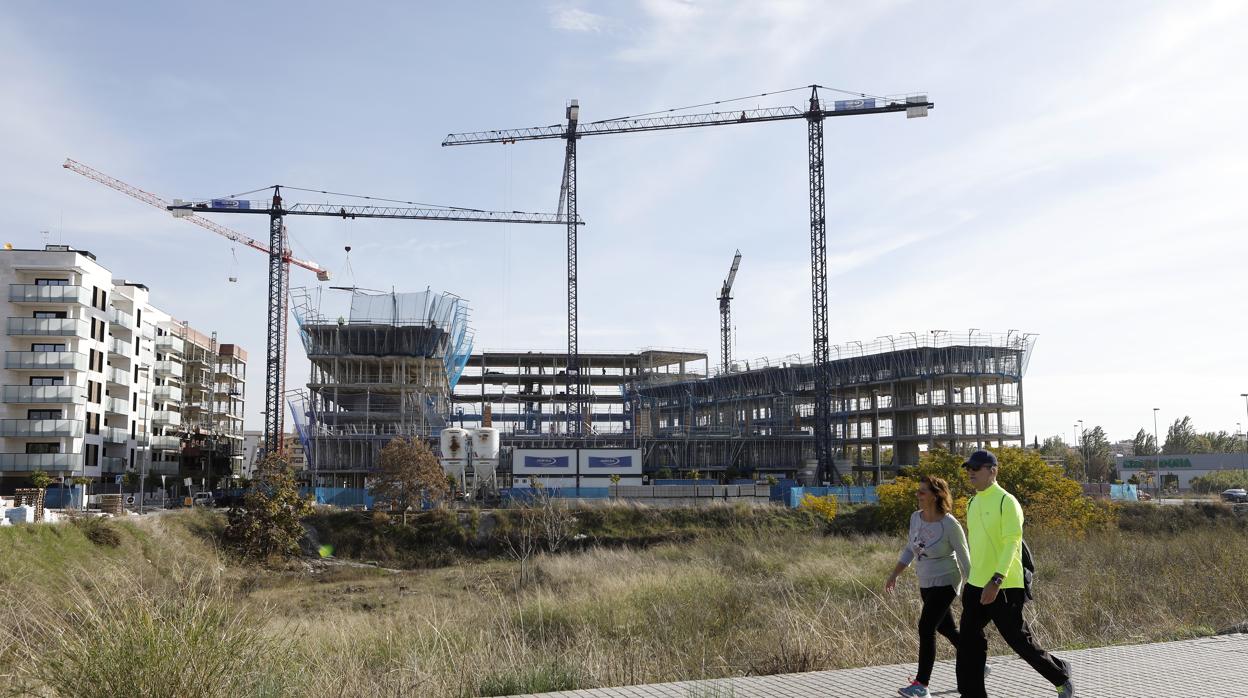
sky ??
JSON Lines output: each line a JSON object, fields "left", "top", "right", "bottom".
{"left": 2, "top": 1, "right": 1246, "bottom": 445}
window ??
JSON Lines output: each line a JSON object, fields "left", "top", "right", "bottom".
{"left": 86, "top": 412, "right": 99, "bottom": 435}
{"left": 26, "top": 443, "right": 60, "bottom": 454}
{"left": 85, "top": 443, "right": 98, "bottom": 466}
{"left": 35, "top": 278, "right": 68, "bottom": 286}
{"left": 34, "top": 311, "right": 66, "bottom": 319}
{"left": 32, "top": 343, "right": 66, "bottom": 352}
{"left": 27, "top": 409, "right": 63, "bottom": 420}
{"left": 29, "top": 376, "right": 64, "bottom": 386}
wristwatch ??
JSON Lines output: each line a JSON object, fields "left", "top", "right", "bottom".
{"left": 988, "top": 573, "right": 1005, "bottom": 587}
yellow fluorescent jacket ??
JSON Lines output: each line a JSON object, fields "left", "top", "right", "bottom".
{"left": 966, "top": 481, "right": 1025, "bottom": 589}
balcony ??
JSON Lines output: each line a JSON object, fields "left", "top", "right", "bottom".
{"left": 100, "top": 456, "right": 125, "bottom": 472}
{"left": 2, "top": 385, "right": 84, "bottom": 404}
{"left": 106, "top": 367, "right": 131, "bottom": 387}
{"left": 105, "top": 396, "right": 130, "bottom": 415}
{"left": 8, "top": 284, "right": 90, "bottom": 305}
{"left": 103, "top": 426, "right": 129, "bottom": 443}
{"left": 154, "top": 385, "right": 183, "bottom": 402}
{"left": 108, "top": 307, "right": 134, "bottom": 329}
{"left": 108, "top": 337, "right": 132, "bottom": 357}
{"left": 6, "top": 317, "right": 89, "bottom": 337}
{"left": 152, "top": 410, "right": 181, "bottom": 427}
{"left": 155, "top": 335, "right": 184, "bottom": 355}
{"left": 213, "top": 382, "right": 243, "bottom": 397}
{"left": 153, "top": 361, "right": 183, "bottom": 380}
{"left": 151, "top": 434, "right": 182, "bottom": 450}
{"left": 5, "top": 351, "right": 88, "bottom": 371}
{"left": 216, "top": 364, "right": 245, "bottom": 380}
{"left": 0, "top": 452, "right": 81, "bottom": 472}
{"left": 0, "top": 419, "right": 84, "bottom": 438}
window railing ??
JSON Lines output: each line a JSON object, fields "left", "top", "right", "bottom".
{"left": 6, "top": 317, "right": 89, "bottom": 337}
{"left": 2, "top": 385, "right": 83, "bottom": 403}
{"left": 0, "top": 419, "right": 84, "bottom": 437}
{"left": 8, "top": 284, "right": 89, "bottom": 304}
{"left": 4, "top": 351, "right": 88, "bottom": 370}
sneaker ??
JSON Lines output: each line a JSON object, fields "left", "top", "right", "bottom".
{"left": 898, "top": 681, "right": 929, "bottom": 697}
{"left": 1056, "top": 678, "right": 1074, "bottom": 697}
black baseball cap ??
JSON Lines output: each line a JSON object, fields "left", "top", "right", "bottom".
{"left": 962, "top": 449, "right": 998, "bottom": 469}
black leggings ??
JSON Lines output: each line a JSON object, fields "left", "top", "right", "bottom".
{"left": 916, "top": 584, "right": 960, "bottom": 685}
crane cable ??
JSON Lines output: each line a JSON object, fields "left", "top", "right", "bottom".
{"left": 593, "top": 84, "right": 897, "bottom": 123}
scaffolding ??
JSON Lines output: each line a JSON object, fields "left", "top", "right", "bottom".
{"left": 291, "top": 288, "right": 473, "bottom": 480}
{"left": 628, "top": 331, "right": 1036, "bottom": 478}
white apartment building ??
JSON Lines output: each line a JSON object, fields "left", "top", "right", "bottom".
{"left": 1, "top": 244, "right": 246, "bottom": 494}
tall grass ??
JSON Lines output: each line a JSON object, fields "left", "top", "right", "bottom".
{"left": 2, "top": 508, "right": 1245, "bottom": 697}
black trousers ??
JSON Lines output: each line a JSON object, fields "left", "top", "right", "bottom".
{"left": 916, "top": 585, "right": 960, "bottom": 685}
{"left": 956, "top": 584, "right": 1070, "bottom": 697}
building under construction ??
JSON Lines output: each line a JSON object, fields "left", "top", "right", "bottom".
{"left": 289, "top": 288, "right": 472, "bottom": 486}
{"left": 451, "top": 332, "right": 1034, "bottom": 481}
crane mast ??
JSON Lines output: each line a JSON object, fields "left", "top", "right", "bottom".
{"left": 719, "top": 250, "right": 742, "bottom": 372}
{"left": 443, "top": 86, "right": 932, "bottom": 483}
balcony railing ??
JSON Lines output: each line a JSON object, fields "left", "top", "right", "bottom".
{"left": 5, "top": 351, "right": 88, "bottom": 371}
{"left": 0, "top": 452, "right": 82, "bottom": 472}
{"left": 107, "top": 367, "right": 131, "bottom": 387}
{"left": 109, "top": 307, "right": 134, "bottom": 328}
{"left": 105, "top": 396, "right": 130, "bottom": 414}
{"left": 8, "top": 284, "right": 90, "bottom": 305}
{"left": 103, "top": 426, "right": 129, "bottom": 443}
{"left": 153, "top": 361, "right": 183, "bottom": 379}
{"left": 151, "top": 434, "right": 182, "bottom": 450}
{"left": 213, "top": 382, "right": 244, "bottom": 396}
{"left": 101, "top": 456, "right": 126, "bottom": 472}
{"left": 0, "top": 419, "right": 84, "bottom": 437}
{"left": 155, "top": 335, "right": 184, "bottom": 355}
{"left": 108, "top": 337, "right": 133, "bottom": 357}
{"left": 154, "top": 385, "right": 183, "bottom": 402}
{"left": 6, "top": 317, "right": 89, "bottom": 337}
{"left": 2, "top": 385, "right": 84, "bottom": 403}
{"left": 152, "top": 410, "right": 181, "bottom": 427}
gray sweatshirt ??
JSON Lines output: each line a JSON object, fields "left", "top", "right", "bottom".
{"left": 898, "top": 510, "right": 971, "bottom": 591}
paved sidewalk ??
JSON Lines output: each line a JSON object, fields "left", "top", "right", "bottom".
{"left": 505, "top": 633, "right": 1247, "bottom": 697}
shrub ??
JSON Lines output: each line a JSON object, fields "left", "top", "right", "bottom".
{"left": 885, "top": 448, "right": 1116, "bottom": 535}
{"left": 799, "top": 493, "right": 838, "bottom": 522}
{"left": 224, "top": 454, "right": 314, "bottom": 562}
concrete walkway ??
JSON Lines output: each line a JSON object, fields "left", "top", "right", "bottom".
{"left": 505, "top": 633, "right": 1247, "bottom": 697}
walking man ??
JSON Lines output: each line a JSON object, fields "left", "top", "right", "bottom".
{"left": 956, "top": 449, "right": 1074, "bottom": 697}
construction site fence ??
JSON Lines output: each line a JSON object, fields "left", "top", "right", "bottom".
{"left": 781, "top": 485, "right": 879, "bottom": 507}
{"left": 302, "top": 487, "right": 374, "bottom": 509}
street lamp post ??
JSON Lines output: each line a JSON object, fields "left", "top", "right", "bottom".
{"left": 1152, "top": 408, "right": 1161, "bottom": 498}
{"left": 1077, "top": 419, "right": 1085, "bottom": 482}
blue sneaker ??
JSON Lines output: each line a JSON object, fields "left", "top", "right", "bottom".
{"left": 898, "top": 680, "right": 929, "bottom": 697}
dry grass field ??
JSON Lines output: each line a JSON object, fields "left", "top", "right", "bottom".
{"left": 1, "top": 504, "right": 1245, "bottom": 697}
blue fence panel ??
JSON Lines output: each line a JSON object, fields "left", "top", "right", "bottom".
{"left": 1109, "top": 483, "right": 1139, "bottom": 501}
{"left": 43, "top": 486, "right": 84, "bottom": 509}
{"left": 304, "top": 487, "right": 374, "bottom": 509}
{"left": 785, "top": 486, "right": 878, "bottom": 508}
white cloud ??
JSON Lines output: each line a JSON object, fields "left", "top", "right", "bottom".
{"left": 550, "top": 5, "right": 611, "bottom": 33}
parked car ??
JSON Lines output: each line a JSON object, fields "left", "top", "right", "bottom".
{"left": 1221, "top": 488, "right": 1248, "bottom": 503}
{"left": 191, "top": 492, "right": 214, "bottom": 507}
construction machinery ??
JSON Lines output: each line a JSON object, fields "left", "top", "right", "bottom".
{"left": 168, "top": 187, "right": 581, "bottom": 456}
{"left": 719, "top": 250, "right": 742, "bottom": 373}
{"left": 442, "top": 85, "right": 932, "bottom": 483}
{"left": 63, "top": 159, "right": 329, "bottom": 452}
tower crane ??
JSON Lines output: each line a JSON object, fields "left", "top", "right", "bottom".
{"left": 168, "top": 188, "right": 581, "bottom": 456}
{"left": 63, "top": 158, "right": 330, "bottom": 453}
{"left": 443, "top": 85, "right": 932, "bottom": 483}
{"left": 718, "top": 250, "right": 742, "bottom": 373}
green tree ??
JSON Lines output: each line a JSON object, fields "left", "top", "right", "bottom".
{"left": 1164, "top": 416, "right": 1200, "bottom": 454}
{"left": 1039, "top": 435, "right": 1068, "bottom": 458}
{"left": 29, "top": 469, "right": 54, "bottom": 491}
{"left": 122, "top": 470, "right": 140, "bottom": 492}
{"left": 1079, "top": 426, "right": 1113, "bottom": 482}
{"left": 370, "top": 436, "right": 449, "bottom": 521}
{"left": 224, "top": 453, "right": 314, "bottom": 562}
{"left": 1131, "top": 429, "right": 1158, "bottom": 456}
{"left": 1199, "top": 430, "right": 1243, "bottom": 454}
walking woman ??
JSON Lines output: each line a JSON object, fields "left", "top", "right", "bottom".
{"left": 884, "top": 475, "right": 972, "bottom": 697}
